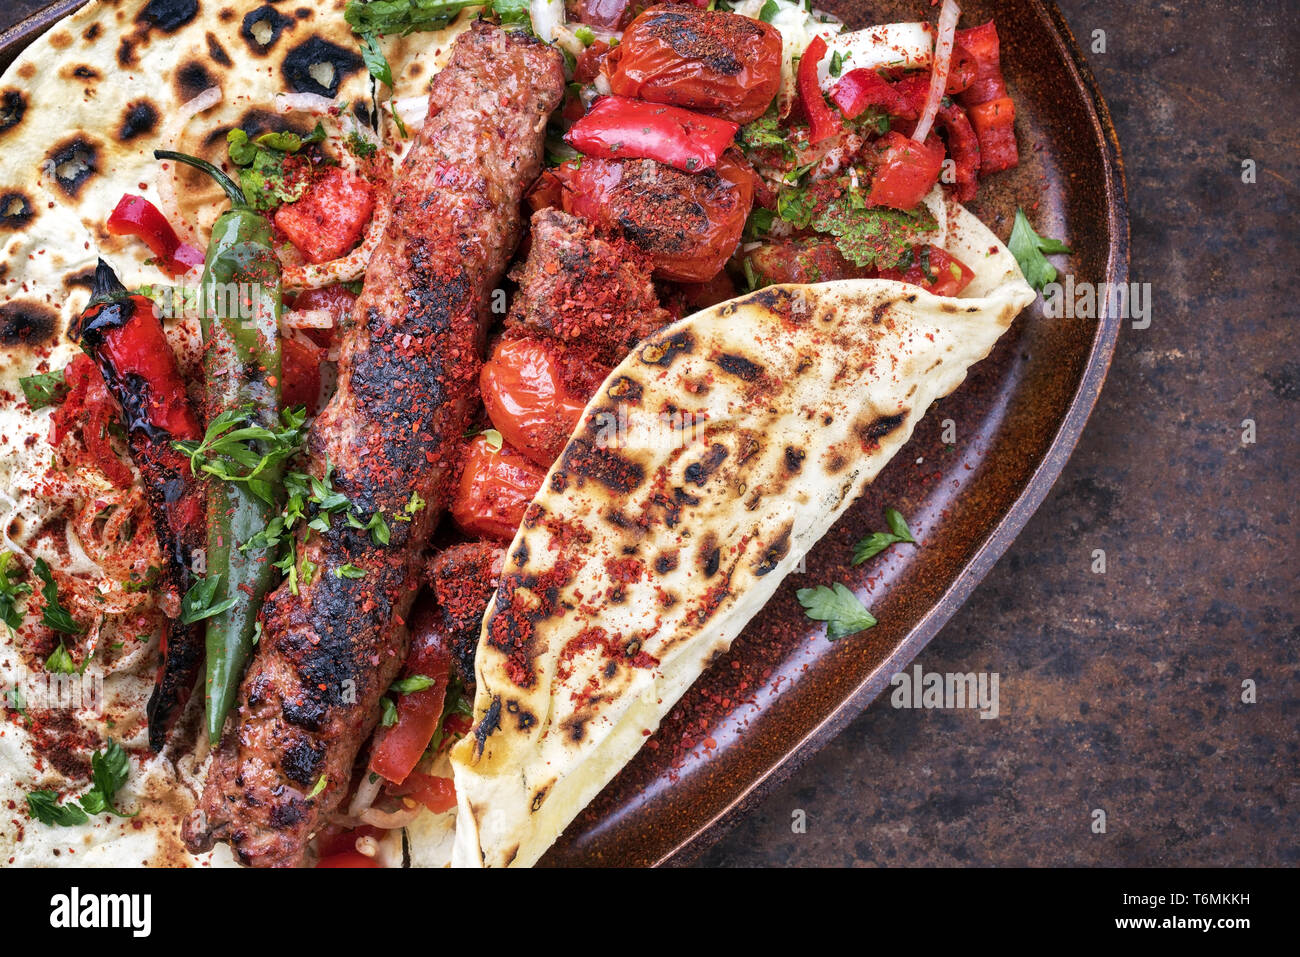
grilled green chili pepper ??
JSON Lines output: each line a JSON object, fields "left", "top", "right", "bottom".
{"left": 155, "top": 150, "right": 286, "bottom": 744}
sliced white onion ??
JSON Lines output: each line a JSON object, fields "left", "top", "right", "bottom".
{"left": 283, "top": 186, "right": 390, "bottom": 291}
{"left": 281, "top": 308, "right": 335, "bottom": 331}
{"left": 818, "top": 22, "right": 935, "bottom": 89}
{"left": 531, "top": 0, "right": 566, "bottom": 45}
{"left": 391, "top": 95, "right": 429, "bottom": 130}
{"left": 157, "top": 86, "right": 223, "bottom": 242}
{"left": 347, "top": 772, "right": 384, "bottom": 817}
{"left": 912, "top": 0, "right": 961, "bottom": 144}
{"left": 359, "top": 802, "right": 423, "bottom": 830}
{"left": 273, "top": 91, "right": 338, "bottom": 116}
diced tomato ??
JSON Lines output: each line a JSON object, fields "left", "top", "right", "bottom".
{"left": 369, "top": 603, "right": 452, "bottom": 785}
{"left": 450, "top": 435, "right": 546, "bottom": 542}
{"left": 105, "top": 194, "right": 204, "bottom": 277}
{"left": 316, "top": 850, "right": 382, "bottom": 868}
{"left": 830, "top": 68, "right": 910, "bottom": 120}
{"left": 876, "top": 244, "right": 975, "bottom": 297}
{"left": 279, "top": 336, "right": 323, "bottom": 413}
{"left": 273, "top": 167, "right": 376, "bottom": 264}
{"left": 481, "top": 336, "right": 588, "bottom": 470}
{"left": 386, "top": 771, "right": 457, "bottom": 815}
{"left": 946, "top": 42, "right": 977, "bottom": 94}
{"left": 798, "top": 35, "right": 841, "bottom": 145}
{"left": 603, "top": 5, "right": 783, "bottom": 124}
{"left": 868, "top": 131, "right": 945, "bottom": 210}
{"left": 742, "top": 239, "right": 873, "bottom": 286}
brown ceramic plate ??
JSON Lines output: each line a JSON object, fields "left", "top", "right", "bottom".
{"left": 1, "top": 0, "right": 1126, "bottom": 867}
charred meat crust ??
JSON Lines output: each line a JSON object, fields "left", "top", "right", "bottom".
{"left": 183, "top": 23, "right": 564, "bottom": 868}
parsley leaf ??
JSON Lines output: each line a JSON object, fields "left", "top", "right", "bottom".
{"left": 174, "top": 406, "right": 308, "bottom": 504}
{"left": 0, "top": 551, "right": 32, "bottom": 632}
{"left": 18, "top": 368, "right": 69, "bottom": 410}
{"left": 26, "top": 740, "right": 135, "bottom": 826}
{"left": 307, "top": 774, "right": 328, "bottom": 799}
{"left": 379, "top": 696, "right": 398, "bottom": 727}
{"left": 344, "top": 0, "right": 486, "bottom": 35}
{"left": 852, "top": 507, "right": 918, "bottom": 564}
{"left": 1008, "top": 208, "right": 1072, "bottom": 291}
{"left": 335, "top": 563, "right": 366, "bottom": 579}
{"left": 44, "top": 641, "right": 91, "bottom": 675}
{"left": 26, "top": 790, "right": 89, "bottom": 827}
{"left": 359, "top": 31, "right": 394, "bottom": 87}
{"left": 391, "top": 674, "right": 435, "bottom": 694}
{"left": 796, "top": 583, "right": 877, "bottom": 639}
{"left": 33, "top": 558, "right": 83, "bottom": 635}
{"left": 179, "top": 574, "right": 238, "bottom": 626}
{"left": 759, "top": 0, "right": 779, "bottom": 22}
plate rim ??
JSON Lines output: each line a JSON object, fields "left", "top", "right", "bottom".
{"left": 0, "top": 0, "right": 1129, "bottom": 868}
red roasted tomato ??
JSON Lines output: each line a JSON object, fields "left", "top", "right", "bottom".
{"left": 450, "top": 434, "right": 547, "bottom": 542}
{"left": 481, "top": 336, "right": 589, "bottom": 470}
{"left": 557, "top": 153, "right": 754, "bottom": 282}
{"left": 274, "top": 166, "right": 376, "bottom": 264}
{"left": 279, "top": 336, "right": 323, "bottom": 413}
{"left": 603, "top": 5, "right": 783, "bottom": 124}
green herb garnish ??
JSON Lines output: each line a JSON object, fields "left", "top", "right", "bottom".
{"left": 1008, "top": 207, "right": 1072, "bottom": 291}
{"left": 18, "top": 368, "right": 69, "bottom": 410}
{"left": 796, "top": 582, "right": 877, "bottom": 639}
{"left": 33, "top": 558, "right": 83, "bottom": 635}
{"left": 852, "top": 507, "right": 917, "bottom": 564}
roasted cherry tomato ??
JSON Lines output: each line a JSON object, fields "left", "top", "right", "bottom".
{"left": 574, "top": 38, "right": 612, "bottom": 83}
{"left": 876, "top": 244, "right": 975, "bottom": 297}
{"left": 279, "top": 336, "right": 323, "bottom": 413}
{"left": 451, "top": 435, "right": 547, "bottom": 541}
{"left": 481, "top": 336, "right": 588, "bottom": 469}
{"left": 867, "top": 131, "right": 945, "bottom": 210}
{"left": 369, "top": 602, "right": 452, "bottom": 785}
{"left": 385, "top": 771, "right": 457, "bottom": 815}
{"left": 557, "top": 153, "right": 754, "bottom": 282}
{"left": 603, "top": 5, "right": 782, "bottom": 123}
{"left": 274, "top": 166, "right": 376, "bottom": 264}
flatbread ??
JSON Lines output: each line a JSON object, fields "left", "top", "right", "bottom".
{"left": 449, "top": 201, "right": 1035, "bottom": 867}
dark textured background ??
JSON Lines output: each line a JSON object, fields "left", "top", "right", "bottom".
{"left": 4, "top": 0, "right": 1295, "bottom": 866}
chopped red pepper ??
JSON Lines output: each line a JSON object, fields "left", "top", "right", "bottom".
{"left": 954, "top": 22, "right": 1019, "bottom": 175}
{"left": 105, "top": 195, "right": 204, "bottom": 278}
{"left": 798, "top": 36, "right": 842, "bottom": 145}
{"left": 565, "top": 96, "right": 739, "bottom": 173}
{"left": 273, "top": 166, "right": 376, "bottom": 264}
{"left": 50, "top": 355, "right": 136, "bottom": 489}
{"left": 867, "top": 131, "right": 945, "bottom": 210}
{"left": 830, "top": 68, "right": 910, "bottom": 120}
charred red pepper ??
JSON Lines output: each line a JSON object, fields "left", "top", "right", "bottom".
{"left": 954, "top": 22, "right": 1018, "bottom": 174}
{"left": 565, "top": 96, "right": 739, "bottom": 173}
{"left": 603, "top": 5, "right": 783, "bottom": 124}
{"left": 106, "top": 195, "right": 205, "bottom": 278}
{"left": 69, "top": 260, "right": 207, "bottom": 750}
{"left": 936, "top": 103, "right": 981, "bottom": 201}
{"left": 830, "top": 68, "right": 910, "bottom": 120}
{"left": 798, "top": 35, "right": 842, "bottom": 145}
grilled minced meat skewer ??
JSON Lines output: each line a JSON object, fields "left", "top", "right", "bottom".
{"left": 184, "top": 22, "right": 564, "bottom": 867}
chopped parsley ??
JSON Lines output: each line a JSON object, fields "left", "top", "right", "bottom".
{"left": 18, "top": 368, "right": 69, "bottom": 410}
{"left": 226, "top": 123, "right": 326, "bottom": 212}
{"left": 0, "top": 551, "right": 32, "bottom": 633}
{"left": 391, "top": 674, "right": 436, "bottom": 694}
{"left": 179, "top": 574, "right": 238, "bottom": 626}
{"left": 796, "top": 583, "right": 877, "bottom": 640}
{"left": 1008, "top": 207, "right": 1072, "bottom": 291}
{"left": 852, "top": 507, "right": 918, "bottom": 564}
{"left": 307, "top": 774, "right": 328, "bottom": 799}
{"left": 33, "top": 558, "right": 83, "bottom": 635}
{"left": 379, "top": 696, "right": 399, "bottom": 727}
{"left": 174, "top": 405, "right": 308, "bottom": 506}
{"left": 334, "top": 563, "right": 366, "bottom": 580}
{"left": 26, "top": 739, "right": 136, "bottom": 827}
